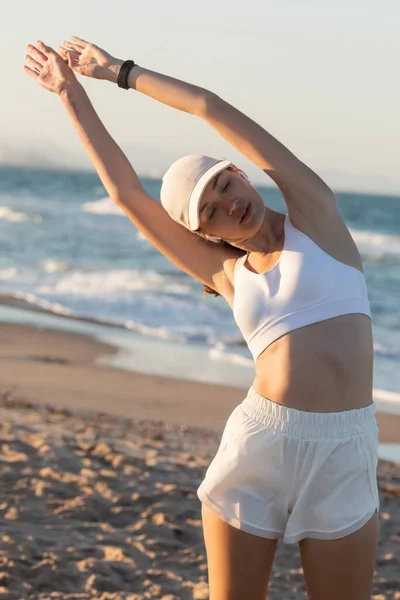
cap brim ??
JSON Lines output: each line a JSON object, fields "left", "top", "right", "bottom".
{"left": 188, "top": 159, "right": 232, "bottom": 230}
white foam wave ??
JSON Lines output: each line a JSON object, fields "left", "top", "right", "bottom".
{"left": 0, "top": 267, "right": 19, "bottom": 280}
{"left": 41, "top": 260, "right": 71, "bottom": 273}
{"left": 10, "top": 291, "right": 74, "bottom": 317}
{"left": 37, "top": 268, "right": 192, "bottom": 296}
{"left": 1, "top": 290, "right": 194, "bottom": 343}
{"left": 374, "top": 341, "right": 399, "bottom": 358}
{"left": 82, "top": 197, "right": 125, "bottom": 216}
{"left": 0, "top": 206, "right": 29, "bottom": 222}
{"left": 123, "top": 319, "right": 187, "bottom": 342}
{"left": 82, "top": 197, "right": 149, "bottom": 243}
{"left": 373, "top": 388, "right": 400, "bottom": 415}
{"left": 209, "top": 345, "right": 254, "bottom": 368}
{"left": 351, "top": 227, "right": 400, "bottom": 257}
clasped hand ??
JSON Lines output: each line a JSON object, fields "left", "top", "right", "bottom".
{"left": 24, "top": 37, "right": 121, "bottom": 94}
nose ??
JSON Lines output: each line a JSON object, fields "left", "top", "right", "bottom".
{"left": 227, "top": 199, "right": 238, "bottom": 217}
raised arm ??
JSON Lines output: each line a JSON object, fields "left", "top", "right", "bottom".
{"left": 25, "top": 40, "right": 142, "bottom": 200}
{"left": 127, "top": 66, "right": 338, "bottom": 221}
{"left": 23, "top": 41, "right": 238, "bottom": 299}
{"left": 60, "top": 36, "right": 338, "bottom": 223}
{"left": 59, "top": 36, "right": 209, "bottom": 117}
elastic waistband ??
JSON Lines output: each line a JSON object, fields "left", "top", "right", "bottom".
{"left": 240, "top": 386, "right": 378, "bottom": 440}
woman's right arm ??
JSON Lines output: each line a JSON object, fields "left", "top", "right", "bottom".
{"left": 60, "top": 80, "right": 238, "bottom": 298}
{"left": 24, "top": 41, "right": 239, "bottom": 299}
{"left": 59, "top": 79, "right": 142, "bottom": 201}
{"left": 25, "top": 40, "right": 141, "bottom": 202}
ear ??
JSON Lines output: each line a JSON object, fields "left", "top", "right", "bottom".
{"left": 230, "top": 164, "right": 251, "bottom": 184}
{"left": 239, "top": 171, "right": 251, "bottom": 184}
{"left": 194, "top": 230, "right": 221, "bottom": 244}
{"left": 204, "top": 233, "right": 222, "bottom": 243}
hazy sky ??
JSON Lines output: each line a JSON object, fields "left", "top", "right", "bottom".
{"left": 2, "top": 1, "right": 399, "bottom": 194}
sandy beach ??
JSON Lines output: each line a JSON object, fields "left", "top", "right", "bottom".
{"left": 0, "top": 320, "right": 399, "bottom": 599}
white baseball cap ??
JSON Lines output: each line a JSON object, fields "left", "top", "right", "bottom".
{"left": 160, "top": 154, "right": 232, "bottom": 231}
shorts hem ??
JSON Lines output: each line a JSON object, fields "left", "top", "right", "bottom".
{"left": 283, "top": 508, "right": 379, "bottom": 544}
{"left": 198, "top": 489, "right": 282, "bottom": 541}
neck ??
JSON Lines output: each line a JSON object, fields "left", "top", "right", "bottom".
{"left": 237, "top": 209, "right": 283, "bottom": 256}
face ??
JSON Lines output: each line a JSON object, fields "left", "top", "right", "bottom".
{"left": 197, "top": 166, "right": 265, "bottom": 244}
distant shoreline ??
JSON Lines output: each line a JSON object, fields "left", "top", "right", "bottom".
{"left": 1, "top": 162, "right": 400, "bottom": 197}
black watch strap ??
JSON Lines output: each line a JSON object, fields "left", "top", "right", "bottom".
{"left": 117, "top": 60, "right": 136, "bottom": 89}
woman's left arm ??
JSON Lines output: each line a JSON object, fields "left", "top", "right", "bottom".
{"left": 61, "top": 37, "right": 338, "bottom": 220}
{"left": 202, "top": 95, "right": 337, "bottom": 210}
{"left": 124, "top": 67, "right": 338, "bottom": 220}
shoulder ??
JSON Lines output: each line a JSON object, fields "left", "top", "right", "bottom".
{"left": 287, "top": 203, "right": 364, "bottom": 273}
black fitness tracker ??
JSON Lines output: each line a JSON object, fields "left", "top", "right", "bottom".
{"left": 117, "top": 60, "right": 136, "bottom": 89}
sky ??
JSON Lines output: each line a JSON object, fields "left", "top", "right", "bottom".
{"left": 1, "top": 0, "right": 399, "bottom": 195}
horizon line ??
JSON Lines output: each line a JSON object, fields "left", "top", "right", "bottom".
{"left": 0, "top": 161, "right": 399, "bottom": 200}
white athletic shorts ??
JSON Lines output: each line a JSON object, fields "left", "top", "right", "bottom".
{"left": 197, "top": 386, "right": 380, "bottom": 544}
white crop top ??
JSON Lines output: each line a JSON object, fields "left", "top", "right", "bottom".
{"left": 233, "top": 214, "right": 371, "bottom": 361}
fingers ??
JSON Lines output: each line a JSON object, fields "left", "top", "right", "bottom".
{"left": 70, "top": 35, "right": 89, "bottom": 47}
{"left": 25, "top": 54, "right": 43, "bottom": 73}
{"left": 58, "top": 45, "right": 77, "bottom": 58}
{"left": 58, "top": 46, "right": 70, "bottom": 66}
{"left": 27, "top": 40, "right": 58, "bottom": 61}
{"left": 26, "top": 43, "right": 48, "bottom": 64}
{"left": 58, "top": 46, "right": 80, "bottom": 69}
{"left": 36, "top": 40, "right": 50, "bottom": 53}
{"left": 58, "top": 46, "right": 68, "bottom": 61}
{"left": 24, "top": 42, "right": 46, "bottom": 79}
{"left": 23, "top": 65, "right": 40, "bottom": 80}
{"left": 61, "top": 40, "right": 83, "bottom": 54}
{"left": 36, "top": 40, "right": 60, "bottom": 60}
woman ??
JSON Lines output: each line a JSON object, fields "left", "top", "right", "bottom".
{"left": 24, "top": 38, "right": 380, "bottom": 600}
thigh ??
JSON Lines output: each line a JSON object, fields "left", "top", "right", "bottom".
{"left": 299, "top": 510, "right": 379, "bottom": 600}
{"left": 201, "top": 503, "right": 279, "bottom": 600}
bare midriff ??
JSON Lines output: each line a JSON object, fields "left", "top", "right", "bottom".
{"left": 252, "top": 313, "right": 374, "bottom": 413}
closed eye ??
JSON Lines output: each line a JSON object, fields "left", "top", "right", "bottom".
{"left": 208, "top": 179, "right": 228, "bottom": 219}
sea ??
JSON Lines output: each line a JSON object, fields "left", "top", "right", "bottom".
{"left": 1, "top": 164, "right": 399, "bottom": 434}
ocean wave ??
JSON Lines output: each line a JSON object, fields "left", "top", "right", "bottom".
{"left": 81, "top": 198, "right": 400, "bottom": 260}
{"left": 373, "top": 388, "right": 400, "bottom": 414}
{"left": 41, "top": 260, "right": 72, "bottom": 273}
{"left": 7, "top": 291, "right": 75, "bottom": 317}
{"left": 208, "top": 344, "right": 253, "bottom": 368}
{"left": 3, "top": 284, "right": 399, "bottom": 359}
{"left": 351, "top": 227, "right": 400, "bottom": 258}
{"left": 82, "top": 197, "right": 124, "bottom": 216}
{"left": 0, "top": 267, "right": 19, "bottom": 280}
{"left": 373, "top": 341, "right": 400, "bottom": 358}
{"left": 36, "top": 268, "right": 193, "bottom": 296}
{"left": 123, "top": 319, "right": 187, "bottom": 342}
{"left": 0, "top": 206, "right": 29, "bottom": 222}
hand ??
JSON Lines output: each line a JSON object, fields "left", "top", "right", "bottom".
{"left": 24, "top": 41, "right": 77, "bottom": 95}
{"left": 59, "top": 37, "right": 123, "bottom": 83}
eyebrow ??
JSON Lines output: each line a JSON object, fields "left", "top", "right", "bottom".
{"left": 199, "top": 171, "right": 225, "bottom": 216}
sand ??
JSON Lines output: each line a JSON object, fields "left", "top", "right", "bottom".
{"left": 0, "top": 320, "right": 399, "bottom": 599}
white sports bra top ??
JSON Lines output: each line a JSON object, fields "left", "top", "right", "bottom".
{"left": 233, "top": 214, "right": 371, "bottom": 361}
